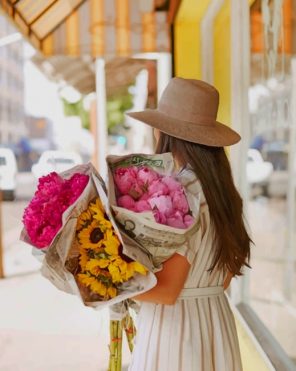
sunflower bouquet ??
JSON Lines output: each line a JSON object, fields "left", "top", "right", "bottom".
{"left": 75, "top": 197, "right": 148, "bottom": 304}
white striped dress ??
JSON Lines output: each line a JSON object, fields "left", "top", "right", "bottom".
{"left": 128, "top": 175, "right": 243, "bottom": 371}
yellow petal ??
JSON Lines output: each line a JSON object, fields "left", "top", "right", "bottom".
{"left": 90, "top": 280, "right": 107, "bottom": 297}
{"left": 129, "top": 262, "right": 147, "bottom": 275}
{"left": 107, "top": 286, "right": 117, "bottom": 298}
{"left": 77, "top": 274, "right": 96, "bottom": 287}
{"left": 108, "top": 264, "right": 123, "bottom": 283}
{"left": 96, "top": 259, "right": 110, "bottom": 268}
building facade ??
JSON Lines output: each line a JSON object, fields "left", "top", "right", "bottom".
{"left": 0, "top": 14, "right": 26, "bottom": 145}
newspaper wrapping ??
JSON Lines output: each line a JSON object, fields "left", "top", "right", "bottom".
{"left": 20, "top": 163, "right": 156, "bottom": 310}
{"left": 107, "top": 153, "right": 202, "bottom": 270}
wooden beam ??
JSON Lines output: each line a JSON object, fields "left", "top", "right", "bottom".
{"left": 167, "top": 0, "right": 182, "bottom": 24}
{"left": 28, "top": 0, "right": 59, "bottom": 27}
{"left": 40, "top": 0, "right": 87, "bottom": 42}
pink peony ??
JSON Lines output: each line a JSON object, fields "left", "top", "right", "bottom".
{"left": 137, "top": 166, "right": 159, "bottom": 184}
{"left": 184, "top": 214, "right": 195, "bottom": 228}
{"left": 128, "top": 182, "right": 144, "bottom": 200}
{"left": 162, "top": 176, "right": 183, "bottom": 192}
{"left": 171, "top": 190, "right": 189, "bottom": 214}
{"left": 117, "top": 195, "right": 136, "bottom": 210}
{"left": 148, "top": 195, "right": 173, "bottom": 217}
{"left": 167, "top": 210, "right": 186, "bottom": 229}
{"left": 153, "top": 209, "right": 167, "bottom": 225}
{"left": 135, "top": 200, "right": 151, "bottom": 212}
{"left": 139, "top": 192, "right": 150, "bottom": 201}
{"left": 114, "top": 167, "right": 138, "bottom": 195}
{"left": 167, "top": 217, "right": 186, "bottom": 229}
{"left": 148, "top": 179, "right": 169, "bottom": 197}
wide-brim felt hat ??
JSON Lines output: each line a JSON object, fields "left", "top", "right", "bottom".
{"left": 127, "top": 77, "right": 241, "bottom": 147}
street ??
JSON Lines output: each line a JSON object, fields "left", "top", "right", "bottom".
{"left": 0, "top": 172, "right": 132, "bottom": 371}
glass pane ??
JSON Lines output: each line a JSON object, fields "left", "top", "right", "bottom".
{"left": 248, "top": 1, "right": 296, "bottom": 363}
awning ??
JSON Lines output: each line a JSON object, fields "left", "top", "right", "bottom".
{"left": 0, "top": 0, "right": 172, "bottom": 57}
{"left": 32, "top": 54, "right": 149, "bottom": 95}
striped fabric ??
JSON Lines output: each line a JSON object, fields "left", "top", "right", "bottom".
{"left": 128, "top": 170, "right": 243, "bottom": 371}
{"left": 0, "top": 0, "right": 170, "bottom": 57}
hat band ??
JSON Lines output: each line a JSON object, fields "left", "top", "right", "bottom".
{"left": 159, "top": 103, "right": 216, "bottom": 126}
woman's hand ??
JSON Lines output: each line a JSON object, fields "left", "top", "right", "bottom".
{"left": 133, "top": 253, "right": 191, "bottom": 305}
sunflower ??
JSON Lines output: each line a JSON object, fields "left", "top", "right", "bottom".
{"left": 79, "top": 246, "right": 89, "bottom": 270}
{"left": 89, "top": 198, "right": 104, "bottom": 215}
{"left": 107, "top": 286, "right": 117, "bottom": 298}
{"left": 77, "top": 273, "right": 97, "bottom": 287}
{"left": 76, "top": 209, "right": 93, "bottom": 231}
{"left": 104, "top": 230, "right": 121, "bottom": 256}
{"left": 93, "top": 211, "right": 113, "bottom": 233}
{"left": 90, "top": 279, "right": 107, "bottom": 297}
{"left": 85, "top": 258, "right": 110, "bottom": 276}
{"left": 108, "top": 263, "right": 123, "bottom": 283}
{"left": 78, "top": 220, "right": 106, "bottom": 249}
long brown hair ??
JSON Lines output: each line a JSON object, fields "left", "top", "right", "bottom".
{"left": 156, "top": 132, "right": 251, "bottom": 276}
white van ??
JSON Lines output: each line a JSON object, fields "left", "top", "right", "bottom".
{"left": 31, "top": 150, "right": 83, "bottom": 179}
{"left": 0, "top": 148, "right": 18, "bottom": 200}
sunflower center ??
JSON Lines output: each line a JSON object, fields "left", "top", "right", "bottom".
{"left": 90, "top": 228, "right": 104, "bottom": 243}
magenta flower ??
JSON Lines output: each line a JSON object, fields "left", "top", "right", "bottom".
{"left": 23, "top": 172, "right": 89, "bottom": 249}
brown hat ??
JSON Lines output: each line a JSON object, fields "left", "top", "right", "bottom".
{"left": 127, "top": 77, "right": 241, "bottom": 147}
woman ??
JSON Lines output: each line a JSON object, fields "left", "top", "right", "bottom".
{"left": 126, "top": 77, "right": 252, "bottom": 371}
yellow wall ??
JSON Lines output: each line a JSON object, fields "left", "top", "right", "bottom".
{"left": 174, "top": 0, "right": 211, "bottom": 79}
{"left": 213, "top": 0, "right": 231, "bottom": 124}
{"left": 174, "top": 0, "right": 231, "bottom": 124}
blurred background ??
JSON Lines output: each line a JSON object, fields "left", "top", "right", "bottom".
{"left": 0, "top": 0, "right": 296, "bottom": 370}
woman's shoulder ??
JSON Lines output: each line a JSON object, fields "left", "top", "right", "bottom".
{"left": 176, "top": 166, "right": 206, "bottom": 217}
{"left": 176, "top": 166, "right": 204, "bottom": 198}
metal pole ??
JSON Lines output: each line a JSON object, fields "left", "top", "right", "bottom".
{"left": 95, "top": 58, "right": 108, "bottom": 180}
{"left": 0, "top": 189, "right": 4, "bottom": 278}
{"left": 230, "top": 0, "right": 251, "bottom": 304}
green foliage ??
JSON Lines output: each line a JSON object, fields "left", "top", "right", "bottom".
{"left": 107, "top": 92, "right": 133, "bottom": 133}
{"left": 62, "top": 98, "right": 90, "bottom": 130}
{"left": 61, "top": 90, "right": 133, "bottom": 134}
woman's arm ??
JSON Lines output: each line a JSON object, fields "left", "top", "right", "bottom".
{"left": 133, "top": 253, "right": 191, "bottom": 305}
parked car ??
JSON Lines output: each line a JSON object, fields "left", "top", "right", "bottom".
{"left": 247, "top": 149, "right": 273, "bottom": 196}
{"left": 31, "top": 150, "right": 83, "bottom": 179}
{"left": 0, "top": 148, "right": 18, "bottom": 200}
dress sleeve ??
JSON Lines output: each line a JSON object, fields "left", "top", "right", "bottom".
{"left": 176, "top": 219, "right": 203, "bottom": 265}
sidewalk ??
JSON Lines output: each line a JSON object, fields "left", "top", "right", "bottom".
{"left": 0, "top": 243, "right": 131, "bottom": 371}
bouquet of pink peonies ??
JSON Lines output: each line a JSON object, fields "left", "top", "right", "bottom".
{"left": 107, "top": 153, "right": 201, "bottom": 269}
{"left": 114, "top": 165, "right": 195, "bottom": 229}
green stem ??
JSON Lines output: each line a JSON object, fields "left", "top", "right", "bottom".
{"left": 122, "top": 313, "right": 136, "bottom": 353}
{"left": 108, "top": 320, "right": 122, "bottom": 371}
